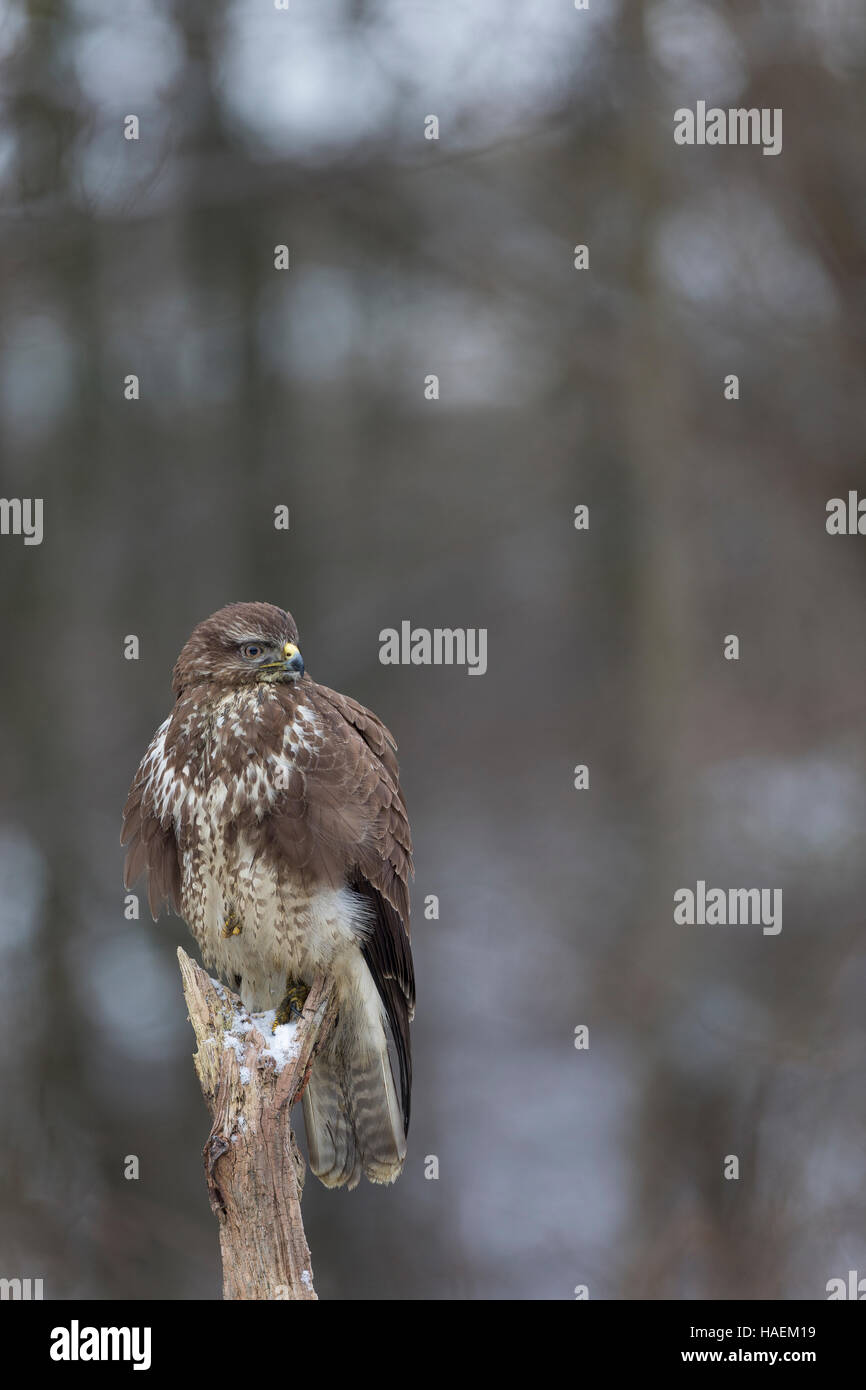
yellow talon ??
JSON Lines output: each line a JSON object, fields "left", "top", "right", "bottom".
{"left": 222, "top": 912, "right": 242, "bottom": 938}
{"left": 274, "top": 982, "right": 310, "bottom": 1029}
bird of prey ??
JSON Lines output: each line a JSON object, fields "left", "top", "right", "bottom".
{"left": 121, "top": 602, "right": 414, "bottom": 1189}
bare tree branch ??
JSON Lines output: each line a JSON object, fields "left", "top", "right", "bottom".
{"left": 177, "top": 947, "right": 338, "bottom": 1301}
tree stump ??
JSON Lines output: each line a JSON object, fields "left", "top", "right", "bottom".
{"left": 177, "top": 947, "right": 338, "bottom": 1300}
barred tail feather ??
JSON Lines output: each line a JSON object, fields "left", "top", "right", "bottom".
{"left": 302, "top": 1055, "right": 362, "bottom": 1190}
{"left": 301, "top": 953, "right": 406, "bottom": 1189}
{"left": 346, "top": 1033, "right": 406, "bottom": 1185}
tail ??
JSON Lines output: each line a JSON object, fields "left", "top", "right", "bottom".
{"left": 302, "top": 954, "right": 407, "bottom": 1189}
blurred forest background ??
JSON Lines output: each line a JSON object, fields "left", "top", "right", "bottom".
{"left": 1, "top": 0, "right": 865, "bottom": 1300}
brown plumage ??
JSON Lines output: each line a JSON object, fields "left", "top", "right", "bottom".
{"left": 121, "top": 602, "right": 414, "bottom": 1188}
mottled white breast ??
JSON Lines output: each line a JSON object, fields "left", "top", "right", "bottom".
{"left": 158, "top": 688, "right": 368, "bottom": 1013}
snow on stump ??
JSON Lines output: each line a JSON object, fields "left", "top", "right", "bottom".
{"left": 177, "top": 946, "right": 338, "bottom": 1301}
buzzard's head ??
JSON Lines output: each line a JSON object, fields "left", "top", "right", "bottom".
{"left": 171, "top": 602, "right": 305, "bottom": 696}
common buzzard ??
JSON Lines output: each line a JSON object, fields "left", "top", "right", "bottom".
{"left": 121, "top": 602, "right": 414, "bottom": 1189}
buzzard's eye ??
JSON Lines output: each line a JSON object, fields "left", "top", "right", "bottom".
{"left": 240, "top": 642, "right": 264, "bottom": 660}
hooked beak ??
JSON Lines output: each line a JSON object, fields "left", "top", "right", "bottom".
{"left": 282, "top": 641, "right": 304, "bottom": 678}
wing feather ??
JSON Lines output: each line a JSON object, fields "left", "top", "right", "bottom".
{"left": 120, "top": 719, "right": 183, "bottom": 919}
{"left": 302, "top": 683, "right": 415, "bottom": 1130}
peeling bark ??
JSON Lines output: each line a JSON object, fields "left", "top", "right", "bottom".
{"left": 177, "top": 947, "right": 338, "bottom": 1300}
